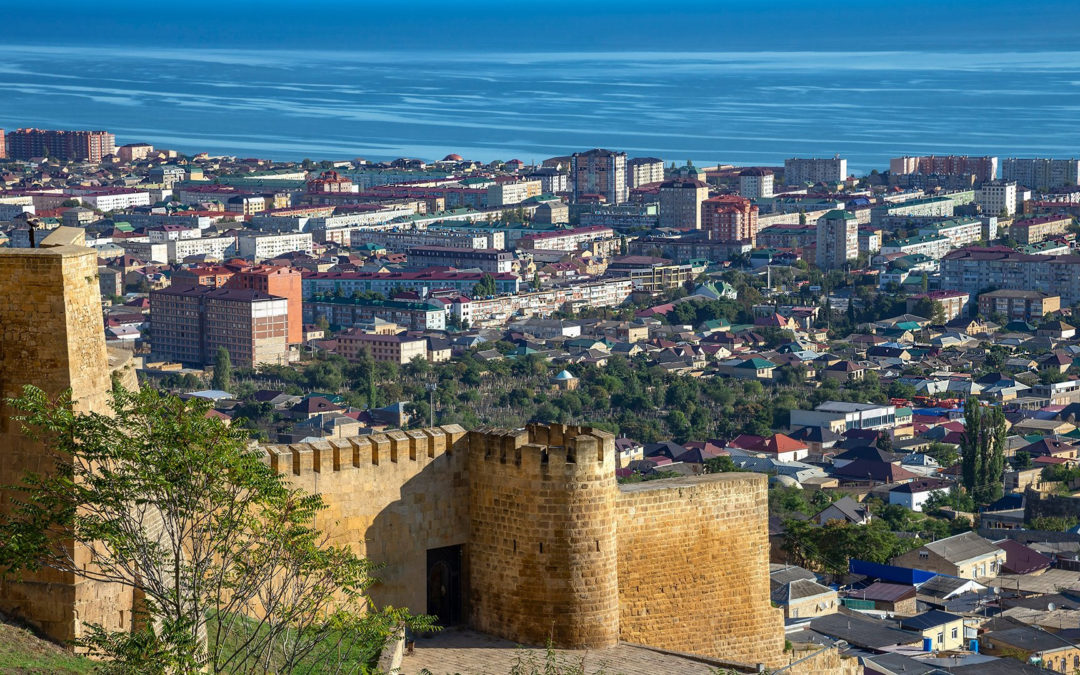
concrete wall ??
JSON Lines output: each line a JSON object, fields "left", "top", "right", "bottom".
{"left": 467, "top": 424, "right": 620, "bottom": 649}
{"left": 615, "top": 473, "right": 786, "bottom": 667}
{"left": 0, "top": 245, "right": 133, "bottom": 643}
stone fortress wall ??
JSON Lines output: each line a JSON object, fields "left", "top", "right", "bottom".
{"left": 270, "top": 422, "right": 788, "bottom": 668}
{"left": 0, "top": 231, "right": 806, "bottom": 670}
{"left": 0, "top": 230, "right": 136, "bottom": 644}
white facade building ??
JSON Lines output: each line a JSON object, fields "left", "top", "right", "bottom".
{"left": 977, "top": 181, "right": 1018, "bottom": 217}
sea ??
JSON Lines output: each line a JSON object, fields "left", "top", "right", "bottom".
{"left": 2, "top": 45, "right": 1080, "bottom": 174}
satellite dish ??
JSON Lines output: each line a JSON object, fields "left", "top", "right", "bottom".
{"left": 1048, "top": 602, "right": 1057, "bottom": 612}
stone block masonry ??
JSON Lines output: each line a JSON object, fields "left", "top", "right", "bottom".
{"left": 0, "top": 244, "right": 133, "bottom": 644}
{"left": 616, "top": 473, "right": 787, "bottom": 667}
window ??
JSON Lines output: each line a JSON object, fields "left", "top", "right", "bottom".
{"left": 951, "top": 627, "right": 958, "bottom": 640}
{"left": 936, "top": 632, "right": 943, "bottom": 645}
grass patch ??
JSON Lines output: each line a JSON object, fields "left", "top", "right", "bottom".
{"left": 0, "top": 618, "right": 94, "bottom": 674}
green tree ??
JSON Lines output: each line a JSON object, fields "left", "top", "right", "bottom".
{"left": 960, "top": 397, "right": 1007, "bottom": 505}
{"left": 211, "top": 346, "right": 232, "bottom": 392}
{"left": 472, "top": 273, "right": 498, "bottom": 297}
{"left": 0, "top": 385, "right": 432, "bottom": 672}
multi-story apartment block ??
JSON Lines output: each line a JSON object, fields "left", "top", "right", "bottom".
{"left": 146, "top": 225, "right": 201, "bottom": 243}
{"left": 117, "top": 143, "right": 154, "bottom": 163}
{"left": 941, "top": 247, "right": 1080, "bottom": 305}
{"left": 659, "top": 178, "right": 709, "bottom": 230}
{"left": 977, "top": 181, "right": 1018, "bottom": 217}
{"left": 626, "top": 157, "right": 664, "bottom": 189}
{"left": 516, "top": 225, "right": 617, "bottom": 253}
{"left": 571, "top": 148, "right": 628, "bottom": 204}
{"left": 452, "top": 278, "right": 634, "bottom": 328}
{"left": 881, "top": 234, "right": 952, "bottom": 260}
{"left": 302, "top": 270, "right": 520, "bottom": 298}
{"left": 890, "top": 155, "right": 998, "bottom": 184}
{"left": 351, "top": 229, "right": 505, "bottom": 251}
{"left": 406, "top": 246, "right": 515, "bottom": 274}
{"left": 75, "top": 189, "right": 151, "bottom": 212}
{"left": 701, "top": 195, "right": 758, "bottom": 245}
{"left": 608, "top": 259, "right": 703, "bottom": 293}
{"left": 305, "top": 297, "right": 446, "bottom": 332}
{"left": 784, "top": 156, "right": 847, "bottom": 185}
{"left": 168, "top": 236, "right": 237, "bottom": 262}
{"left": 1008, "top": 215, "right": 1072, "bottom": 244}
{"left": 226, "top": 266, "right": 304, "bottom": 345}
{"left": 149, "top": 285, "right": 289, "bottom": 368}
{"left": 1002, "top": 158, "right": 1080, "bottom": 189}
{"left": 738, "top": 168, "right": 774, "bottom": 199}
{"left": 870, "top": 196, "right": 955, "bottom": 225}
{"left": 526, "top": 168, "right": 569, "bottom": 194}
{"left": 171, "top": 265, "right": 235, "bottom": 288}
{"left": 917, "top": 217, "right": 983, "bottom": 249}
{"left": 237, "top": 232, "right": 314, "bottom": 262}
{"left": 978, "top": 289, "right": 1061, "bottom": 321}
{"left": 905, "top": 290, "right": 971, "bottom": 321}
{"left": 755, "top": 224, "right": 817, "bottom": 250}
{"left": 5, "top": 128, "right": 115, "bottom": 162}
{"left": 0, "top": 128, "right": 6, "bottom": 159}
{"left": 335, "top": 330, "right": 428, "bottom": 364}
{"left": 487, "top": 179, "right": 542, "bottom": 206}
{"left": 815, "top": 210, "right": 858, "bottom": 270}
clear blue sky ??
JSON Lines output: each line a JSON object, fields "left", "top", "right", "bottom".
{"left": 6, "top": 0, "right": 1080, "bottom": 52}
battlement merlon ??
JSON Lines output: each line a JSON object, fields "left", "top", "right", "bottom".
{"left": 261, "top": 424, "right": 467, "bottom": 475}
{"left": 468, "top": 423, "right": 616, "bottom": 474}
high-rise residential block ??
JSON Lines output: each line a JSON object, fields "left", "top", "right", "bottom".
{"left": 701, "top": 195, "right": 758, "bottom": 245}
{"left": 815, "top": 209, "right": 858, "bottom": 270}
{"left": 626, "top": 157, "right": 664, "bottom": 189}
{"left": 890, "top": 155, "right": 998, "bottom": 183}
{"left": 149, "top": 285, "right": 289, "bottom": 368}
{"left": 1002, "top": 158, "right": 1080, "bottom": 189}
{"left": 5, "top": 128, "right": 116, "bottom": 162}
{"left": 571, "top": 148, "right": 627, "bottom": 204}
{"left": 738, "top": 168, "right": 774, "bottom": 199}
{"left": 977, "top": 180, "right": 1018, "bottom": 217}
{"left": 784, "top": 156, "right": 847, "bottom": 185}
{"left": 659, "top": 178, "right": 709, "bottom": 230}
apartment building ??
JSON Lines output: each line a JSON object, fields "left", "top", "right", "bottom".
{"left": 526, "top": 168, "right": 569, "bottom": 194}
{"left": 978, "top": 289, "right": 1061, "bottom": 321}
{"left": 571, "top": 148, "right": 628, "bottom": 204}
{"left": 227, "top": 266, "right": 304, "bottom": 345}
{"left": 1008, "top": 215, "right": 1072, "bottom": 244}
{"left": 626, "top": 157, "right": 664, "bottom": 189}
{"left": 302, "top": 270, "right": 520, "bottom": 298}
{"left": 871, "top": 196, "right": 955, "bottom": 225}
{"left": 701, "top": 195, "right": 758, "bottom": 245}
{"left": 305, "top": 297, "right": 446, "bottom": 332}
{"left": 5, "top": 128, "right": 115, "bottom": 162}
{"left": 756, "top": 224, "right": 817, "bottom": 249}
{"left": 76, "top": 189, "right": 151, "bottom": 212}
{"left": 335, "top": 329, "right": 428, "bottom": 364}
{"left": 738, "top": 168, "right": 774, "bottom": 199}
{"left": 977, "top": 181, "right": 1018, "bottom": 217}
{"left": 1002, "top": 158, "right": 1080, "bottom": 189}
{"left": 917, "top": 217, "right": 983, "bottom": 248}
{"left": 790, "top": 402, "right": 898, "bottom": 434}
{"left": 168, "top": 236, "right": 237, "bottom": 262}
{"left": 237, "top": 231, "right": 314, "bottom": 262}
{"left": 149, "top": 285, "right": 289, "bottom": 368}
{"left": 659, "top": 178, "right": 709, "bottom": 230}
{"left": 487, "top": 179, "right": 542, "bottom": 206}
{"left": 941, "top": 247, "right": 1080, "bottom": 305}
{"left": 784, "top": 156, "right": 847, "bottom": 185}
{"left": 516, "top": 225, "right": 617, "bottom": 253}
{"left": 890, "top": 155, "right": 998, "bottom": 183}
{"left": 905, "top": 290, "right": 971, "bottom": 321}
{"left": 880, "top": 234, "right": 952, "bottom": 260}
{"left": 452, "top": 278, "right": 634, "bottom": 328}
{"left": 351, "top": 229, "right": 504, "bottom": 251}
{"left": 816, "top": 210, "right": 858, "bottom": 270}
{"left": 406, "top": 246, "right": 515, "bottom": 274}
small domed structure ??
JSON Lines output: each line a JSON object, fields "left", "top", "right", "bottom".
{"left": 551, "top": 369, "right": 579, "bottom": 391}
{"left": 443, "top": 153, "right": 463, "bottom": 162}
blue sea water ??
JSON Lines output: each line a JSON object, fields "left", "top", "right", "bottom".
{"left": 2, "top": 45, "right": 1080, "bottom": 173}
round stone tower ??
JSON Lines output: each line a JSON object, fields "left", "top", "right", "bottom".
{"left": 467, "top": 423, "right": 619, "bottom": 648}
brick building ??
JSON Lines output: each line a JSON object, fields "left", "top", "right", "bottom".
{"left": 5, "top": 128, "right": 115, "bottom": 162}
{"left": 701, "top": 195, "right": 758, "bottom": 245}
{"left": 571, "top": 148, "right": 627, "bottom": 204}
{"left": 149, "top": 285, "right": 289, "bottom": 368}
{"left": 335, "top": 329, "right": 428, "bottom": 364}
